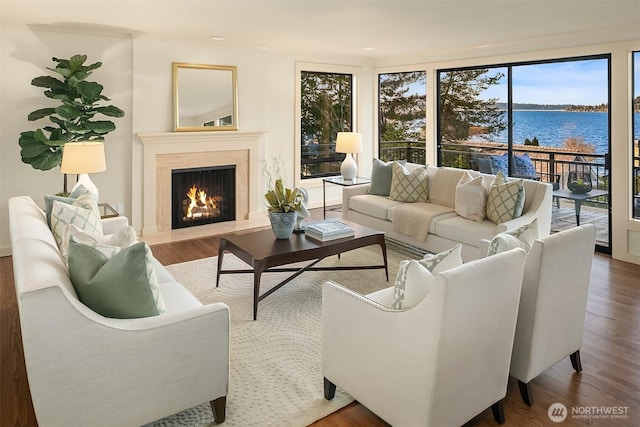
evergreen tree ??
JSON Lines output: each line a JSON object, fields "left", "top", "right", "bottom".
{"left": 439, "top": 69, "right": 507, "bottom": 141}
{"left": 379, "top": 71, "right": 426, "bottom": 142}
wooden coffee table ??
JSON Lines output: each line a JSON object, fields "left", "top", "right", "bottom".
{"left": 216, "top": 221, "right": 388, "bottom": 320}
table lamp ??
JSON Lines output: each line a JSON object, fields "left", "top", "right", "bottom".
{"left": 60, "top": 142, "right": 107, "bottom": 201}
{"left": 335, "top": 132, "right": 362, "bottom": 181}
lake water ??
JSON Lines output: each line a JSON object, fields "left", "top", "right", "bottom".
{"left": 487, "top": 111, "right": 640, "bottom": 154}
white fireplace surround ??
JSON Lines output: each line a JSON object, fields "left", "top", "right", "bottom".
{"left": 138, "top": 131, "right": 266, "bottom": 238}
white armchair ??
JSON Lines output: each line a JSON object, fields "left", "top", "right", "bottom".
{"left": 322, "top": 248, "right": 526, "bottom": 426}
{"left": 510, "top": 224, "right": 597, "bottom": 405}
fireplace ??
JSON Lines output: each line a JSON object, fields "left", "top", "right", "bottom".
{"left": 171, "top": 165, "right": 236, "bottom": 229}
{"left": 138, "top": 131, "right": 265, "bottom": 236}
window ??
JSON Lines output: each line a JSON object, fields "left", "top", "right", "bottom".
{"left": 378, "top": 71, "right": 426, "bottom": 163}
{"left": 299, "top": 70, "right": 354, "bottom": 180}
{"left": 438, "top": 55, "right": 611, "bottom": 251}
{"left": 633, "top": 51, "right": 640, "bottom": 219}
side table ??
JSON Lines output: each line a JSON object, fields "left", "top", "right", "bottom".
{"left": 98, "top": 202, "right": 119, "bottom": 219}
{"left": 552, "top": 188, "right": 608, "bottom": 226}
{"left": 322, "top": 176, "right": 371, "bottom": 219}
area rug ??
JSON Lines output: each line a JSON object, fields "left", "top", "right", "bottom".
{"left": 146, "top": 244, "right": 413, "bottom": 427}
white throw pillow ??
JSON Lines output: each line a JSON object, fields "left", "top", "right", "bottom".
{"left": 455, "top": 170, "right": 487, "bottom": 222}
{"left": 60, "top": 223, "right": 139, "bottom": 261}
{"left": 391, "top": 244, "right": 463, "bottom": 309}
{"left": 388, "top": 162, "right": 428, "bottom": 202}
{"left": 50, "top": 192, "right": 103, "bottom": 249}
{"left": 485, "top": 172, "right": 525, "bottom": 224}
{"left": 487, "top": 218, "right": 539, "bottom": 256}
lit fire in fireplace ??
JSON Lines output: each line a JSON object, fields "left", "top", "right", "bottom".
{"left": 184, "top": 185, "right": 222, "bottom": 219}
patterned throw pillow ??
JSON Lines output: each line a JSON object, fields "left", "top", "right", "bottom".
{"left": 388, "top": 162, "right": 428, "bottom": 202}
{"left": 454, "top": 170, "right": 487, "bottom": 222}
{"left": 67, "top": 240, "right": 167, "bottom": 318}
{"left": 487, "top": 218, "right": 539, "bottom": 256}
{"left": 368, "top": 159, "right": 406, "bottom": 196}
{"left": 391, "top": 244, "right": 463, "bottom": 309}
{"left": 485, "top": 172, "right": 525, "bottom": 224}
{"left": 43, "top": 184, "right": 88, "bottom": 226}
{"left": 50, "top": 192, "right": 103, "bottom": 249}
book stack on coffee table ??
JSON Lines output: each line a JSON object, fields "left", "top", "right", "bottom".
{"left": 305, "top": 221, "right": 355, "bottom": 242}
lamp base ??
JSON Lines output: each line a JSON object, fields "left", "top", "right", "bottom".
{"left": 71, "top": 173, "right": 99, "bottom": 202}
{"left": 340, "top": 153, "right": 357, "bottom": 181}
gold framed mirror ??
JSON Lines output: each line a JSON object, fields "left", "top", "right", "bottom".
{"left": 172, "top": 62, "right": 238, "bottom": 131}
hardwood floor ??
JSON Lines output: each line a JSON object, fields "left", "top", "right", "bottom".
{"left": 2, "top": 209, "right": 639, "bottom": 426}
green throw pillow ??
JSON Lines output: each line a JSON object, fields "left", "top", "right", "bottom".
{"left": 485, "top": 172, "right": 525, "bottom": 224}
{"left": 391, "top": 244, "right": 462, "bottom": 309}
{"left": 68, "top": 240, "right": 167, "bottom": 319}
{"left": 369, "top": 159, "right": 406, "bottom": 196}
{"left": 388, "top": 162, "right": 428, "bottom": 202}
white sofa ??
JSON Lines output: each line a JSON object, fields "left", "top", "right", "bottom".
{"left": 9, "top": 196, "right": 230, "bottom": 427}
{"left": 343, "top": 164, "right": 553, "bottom": 260}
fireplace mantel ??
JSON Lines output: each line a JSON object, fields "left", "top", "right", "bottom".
{"left": 138, "top": 131, "right": 266, "bottom": 237}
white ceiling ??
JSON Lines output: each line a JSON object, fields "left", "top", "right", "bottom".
{"left": 2, "top": 0, "right": 639, "bottom": 59}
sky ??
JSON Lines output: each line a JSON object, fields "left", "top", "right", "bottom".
{"left": 479, "top": 58, "right": 612, "bottom": 105}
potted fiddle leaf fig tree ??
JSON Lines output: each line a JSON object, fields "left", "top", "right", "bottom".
{"left": 19, "top": 54, "right": 125, "bottom": 193}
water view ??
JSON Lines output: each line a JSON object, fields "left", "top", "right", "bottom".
{"left": 484, "top": 110, "right": 640, "bottom": 153}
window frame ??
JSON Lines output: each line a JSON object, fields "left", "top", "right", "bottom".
{"left": 294, "top": 62, "right": 360, "bottom": 188}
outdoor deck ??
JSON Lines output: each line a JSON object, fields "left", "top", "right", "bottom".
{"left": 552, "top": 199, "right": 609, "bottom": 247}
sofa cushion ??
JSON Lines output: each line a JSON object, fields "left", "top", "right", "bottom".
{"left": 512, "top": 153, "right": 537, "bottom": 177}
{"left": 428, "top": 167, "right": 466, "bottom": 208}
{"left": 487, "top": 218, "right": 538, "bottom": 256}
{"left": 369, "top": 159, "right": 406, "bottom": 196}
{"left": 434, "top": 215, "right": 498, "bottom": 247}
{"left": 485, "top": 172, "right": 525, "bottom": 224}
{"left": 158, "top": 281, "right": 203, "bottom": 312}
{"left": 489, "top": 154, "right": 509, "bottom": 175}
{"left": 43, "top": 184, "right": 88, "bottom": 225}
{"left": 349, "top": 194, "right": 403, "bottom": 220}
{"left": 68, "top": 240, "right": 167, "bottom": 319}
{"left": 50, "top": 192, "right": 103, "bottom": 248}
{"left": 389, "top": 162, "right": 428, "bottom": 202}
{"left": 455, "top": 170, "right": 487, "bottom": 222}
{"left": 391, "top": 244, "right": 462, "bottom": 309}
{"left": 60, "top": 223, "right": 138, "bottom": 261}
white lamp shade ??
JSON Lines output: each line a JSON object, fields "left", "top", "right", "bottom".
{"left": 335, "top": 132, "right": 363, "bottom": 154}
{"left": 60, "top": 142, "right": 106, "bottom": 174}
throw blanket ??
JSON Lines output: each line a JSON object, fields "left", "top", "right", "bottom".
{"left": 392, "top": 202, "right": 455, "bottom": 241}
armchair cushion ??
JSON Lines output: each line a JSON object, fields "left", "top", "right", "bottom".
{"left": 68, "top": 240, "right": 167, "bottom": 318}
{"left": 486, "top": 172, "right": 525, "bottom": 224}
{"left": 489, "top": 154, "right": 509, "bottom": 175}
{"left": 389, "top": 162, "right": 428, "bottom": 202}
{"left": 43, "top": 184, "right": 88, "bottom": 225}
{"left": 487, "top": 218, "right": 538, "bottom": 256}
{"left": 391, "top": 244, "right": 462, "bottom": 309}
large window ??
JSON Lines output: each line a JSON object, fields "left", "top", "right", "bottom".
{"left": 299, "top": 71, "right": 353, "bottom": 179}
{"left": 633, "top": 51, "right": 640, "bottom": 219}
{"left": 378, "top": 71, "right": 426, "bottom": 163}
{"left": 438, "top": 55, "right": 611, "bottom": 250}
